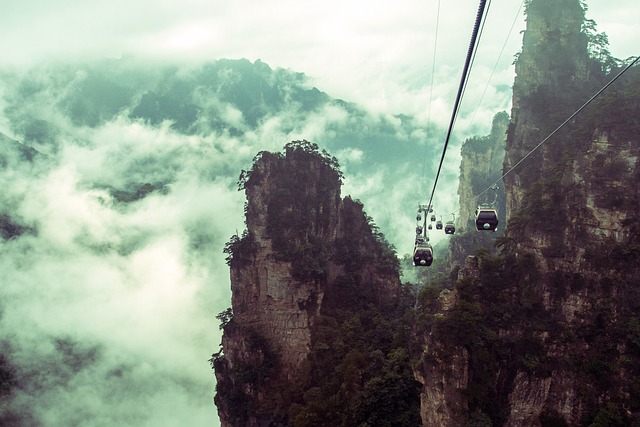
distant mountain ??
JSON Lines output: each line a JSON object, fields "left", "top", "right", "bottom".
{"left": 0, "top": 57, "right": 455, "bottom": 257}
{"left": 1, "top": 58, "right": 428, "bottom": 168}
{"left": 0, "top": 132, "right": 40, "bottom": 164}
{"left": 413, "top": 0, "right": 640, "bottom": 425}
{"left": 0, "top": 57, "right": 449, "bottom": 427}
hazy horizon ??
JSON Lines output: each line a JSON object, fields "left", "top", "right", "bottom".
{"left": 1, "top": 1, "right": 638, "bottom": 425}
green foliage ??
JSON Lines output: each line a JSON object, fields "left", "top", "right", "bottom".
{"left": 420, "top": 252, "right": 559, "bottom": 424}
{"left": 581, "top": 16, "right": 620, "bottom": 73}
{"left": 584, "top": 239, "right": 640, "bottom": 271}
{"left": 223, "top": 230, "right": 256, "bottom": 267}
{"left": 217, "top": 140, "right": 412, "bottom": 424}
{"left": 239, "top": 140, "right": 343, "bottom": 192}
{"left": 0, "top": 353, "right": 16, "bottom": 399}
{"left": 215, "top": 307, "right": 233, "bottom": 331}
{"left": 110, "top": 182, "right": 164, "bottom": 203}
{"left": 626, "top": 316, "right": 640, "bottom": 353}
{"left": 214, "top": 327, "right": 282, "bottom": 424}
{"left": 240, "top": 140, "right": 348, "bottom": 281}
{"left": 337, "top": 197, "right": 399, "bottom": 277}
{"left": 290, "top": 238, "right": 330, "bottom": 282}
{"left": 428, "top": 5, "right": 640, "bottom": 425}
{"left": 466, "top": 410, "right": 493, "bottom": 427}
{"left": 291, "top": 282, "right": 421, "bottom": 426}
{"left": 539, "top": 410, "right": 569, "bottom": 427}
{"left": 238, "top": 143, "right": 398, "bottom": 282}
{"left": 417, "top": 285, "right": 441, "bottom": 312}
{"left": 508, "top": 158, "right": 572, "bottom": 247}
{"left": 587, "top": 403, "right": 626, "bottom": 427}
{"left": 576, "top": 63, "right": 640, "bottom": 142}
{"left": 428, "top": 235, "right": 640, "bottom": 425}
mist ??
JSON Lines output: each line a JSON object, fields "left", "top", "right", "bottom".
{"left": 0, "top": 57, "right": 482, "bottom": 425}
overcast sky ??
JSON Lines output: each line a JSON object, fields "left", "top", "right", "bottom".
{"left": 1, "top": 0, "right": 638, "bottom": 118}
{"left": 1, "top": 1, "right": 638, "bottom": 426}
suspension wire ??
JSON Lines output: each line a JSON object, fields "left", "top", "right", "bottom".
{"left": 465, "top": 0, "right": 525, "bottom": 133}
{"left": 445, "top": 54, "right": 640, "bottom": 218}
{"left": 454, "top": 0, "right": 492, "bottom": 134}
{"left": 475, "top": 54, "right": 640, "bottom": 200}
{"left": 419, "top": 0, "right": 441, "bottom": 196}
{"left": 425, "top": 0, "right": 489, "bottom": 213}
{"left": 442, "top": 0, "right": 522, "bottom": 219}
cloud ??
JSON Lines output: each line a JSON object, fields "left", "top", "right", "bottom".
{"left": 0, "top": 109, "right": 251, "bottom": 425}
{"left": 336, "top": 147, "right": 364, "bottom": 165}
{"left": 0, "top": 2, "right": 637, "bottom": 416}
{"left": 0, "top": 59, "right": 445, "bottom": 425}
{"left": 3, "top": 0, "right": 635, "bottom": 143}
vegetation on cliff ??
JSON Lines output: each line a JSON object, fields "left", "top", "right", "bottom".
{"left": 216, "top": 2, "right": 640, "bottom": 425}
{"left": 412, "top": 1, "right": 640, "bottom": 425}
{"left": 289, "top": 287, "right": 420, "bottom": 426}
{"left": 418, "top": 242, "right": 640, "bottom": 426}
{"left": 215, "top": 141, "right": 418, "bottom": 426}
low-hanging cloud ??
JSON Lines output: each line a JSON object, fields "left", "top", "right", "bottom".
{"left": 0, "top": 109, "right": 252, "bottom": 425}
{"left": 0, "top": 58, "right": 464, "bottom": 425}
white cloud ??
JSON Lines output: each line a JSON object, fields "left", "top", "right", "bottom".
{"left": 0, "top": 2, "right": 637, "bottom": 424}
{"left": 336, "top": 147, "right": 364, "bottom": 165}
{"left": 2, "top": 0, "right": 636, "bottom": 123}
{"left": 0, "top": 113, "right": 252, "bottom": 425}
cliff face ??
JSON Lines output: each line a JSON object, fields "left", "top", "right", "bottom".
{"left": 214, "top": 140, "right": 407, "bottom": 426}
{"left": 504, "top": 0, "right": 589, "bottom": 222}
{"left": 503, "top": 0, "right": 638, "bottom": 273}
{"left": 448, "top": 112, "right": 508, "bottom": 269}
{"left": 414, "top": 0, "right": 640, "bottom": 425}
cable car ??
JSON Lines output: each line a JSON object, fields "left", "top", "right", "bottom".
{"left": 416, "top": 225, "right": 423, "bottom": 235}
{"left": 430, "top": 214, "right": 436, "bottom": 222}
{"left": 413, "top": 241, "right": 433, "bottom": 267}
{"left": 436, "top": 220, "right": 443, "bottom": 230}
{"left": 475, "top": 208, "right": 499, "bottom": 231}
{"left": 428, "top": 224, "right": 433, "bottom": 230}
{"left": 444, "top": 221, "right": 455, "bottom": 234}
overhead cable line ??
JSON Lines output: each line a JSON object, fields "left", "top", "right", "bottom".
{"left": 456, "top": 0, "right": 492, "bottom": 131}
{"left": 465, "top": 0, "right": 525, "bottom": 133}
{"left": 426, "top": 0, "right": 489, "bottom": 212}
{"left": 419, "top": 0, "right": 441, "bottom": 196}
{"left": 475, "top": 54, "right": 640, "bottom": 200}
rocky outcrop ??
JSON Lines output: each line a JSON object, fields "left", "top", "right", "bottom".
{"left": 214, "top": 140, "right": 402, "bottom": 426}
{"left": 447, "top": 112, "right": 508, "bottom": 269}
{"left": 413, "top": 286, "right": 468, "bottom": 427}
{"left": 503, "top": 0, "right": 638, "bottom": 273}
{"left": 504, "top": 0, "right": 589, "bottom": 222}
{"left": 457, "top": 112, "right": 508, "bottom": 231}
{"left": 413, "top": 0, "right": 640, "bottom": 425}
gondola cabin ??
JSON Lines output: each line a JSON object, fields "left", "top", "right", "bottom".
{"left": 413, "top": 242, "right": 433, "bottom": 267}
{"left": 475, "top": 208, "right": 499, "bottom": 231}
{"left": 444, "top": 221, "right": 455, "bottom": 234}
{"left": 436, "top": 220, "right": 443, "bottom": 230}
{"left": 430, "top": 215, "right": 436, "bottom": 222}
